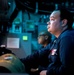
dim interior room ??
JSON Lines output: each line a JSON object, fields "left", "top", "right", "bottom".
{"left": 0, "top": 0, "right": 74, "bottom": 74}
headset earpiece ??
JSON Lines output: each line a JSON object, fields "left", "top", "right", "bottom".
{"left": 44, "top": 36, "right": 48, "bottom": 40}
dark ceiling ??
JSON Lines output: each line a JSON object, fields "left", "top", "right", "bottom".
{"left": 10, "top": 0, "right": 74, "bottom": 23}
{"left": 15, "top": 0, "right": 74, "bottom": 13}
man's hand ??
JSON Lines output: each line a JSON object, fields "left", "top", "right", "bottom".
{"left": 30, "top": 68, "right": 38, "bottom": 72}
{"left": 40, "top": 70, "right": 47, "bottom": 75}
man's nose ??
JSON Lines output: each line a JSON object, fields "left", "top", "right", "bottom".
{"left": 47, "top": 21, "right": 50, "bottom": 24}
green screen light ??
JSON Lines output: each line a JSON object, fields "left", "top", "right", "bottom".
{"left": 23, "top": 36, "right": 28, "bottom": 41}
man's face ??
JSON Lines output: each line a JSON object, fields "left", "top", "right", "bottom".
{"left": 38, "top": 35, "right": 45, "bottom": 44}
{"left": 47, "top": 11, "right": 62, "bottom": 36}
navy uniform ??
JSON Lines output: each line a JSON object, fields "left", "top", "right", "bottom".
{"left": 21, "top": 29, "right": 74, "bottom": 75}
{"left": 47, "top": 29, "right": 74, "bottom": 75}
{"left": 21, "top": 43, "right": 51, "bottom": 75}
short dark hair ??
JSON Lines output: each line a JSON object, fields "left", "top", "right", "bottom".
{"left": 56, "top": 7, "right": 73, "bottom": 29}
{"left": 38, "top": 30, "right": 52, "bottom": 43}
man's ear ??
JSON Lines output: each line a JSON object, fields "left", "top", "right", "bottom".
{"left": 62, "top": 19, "right": 68, "bottom": 27}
